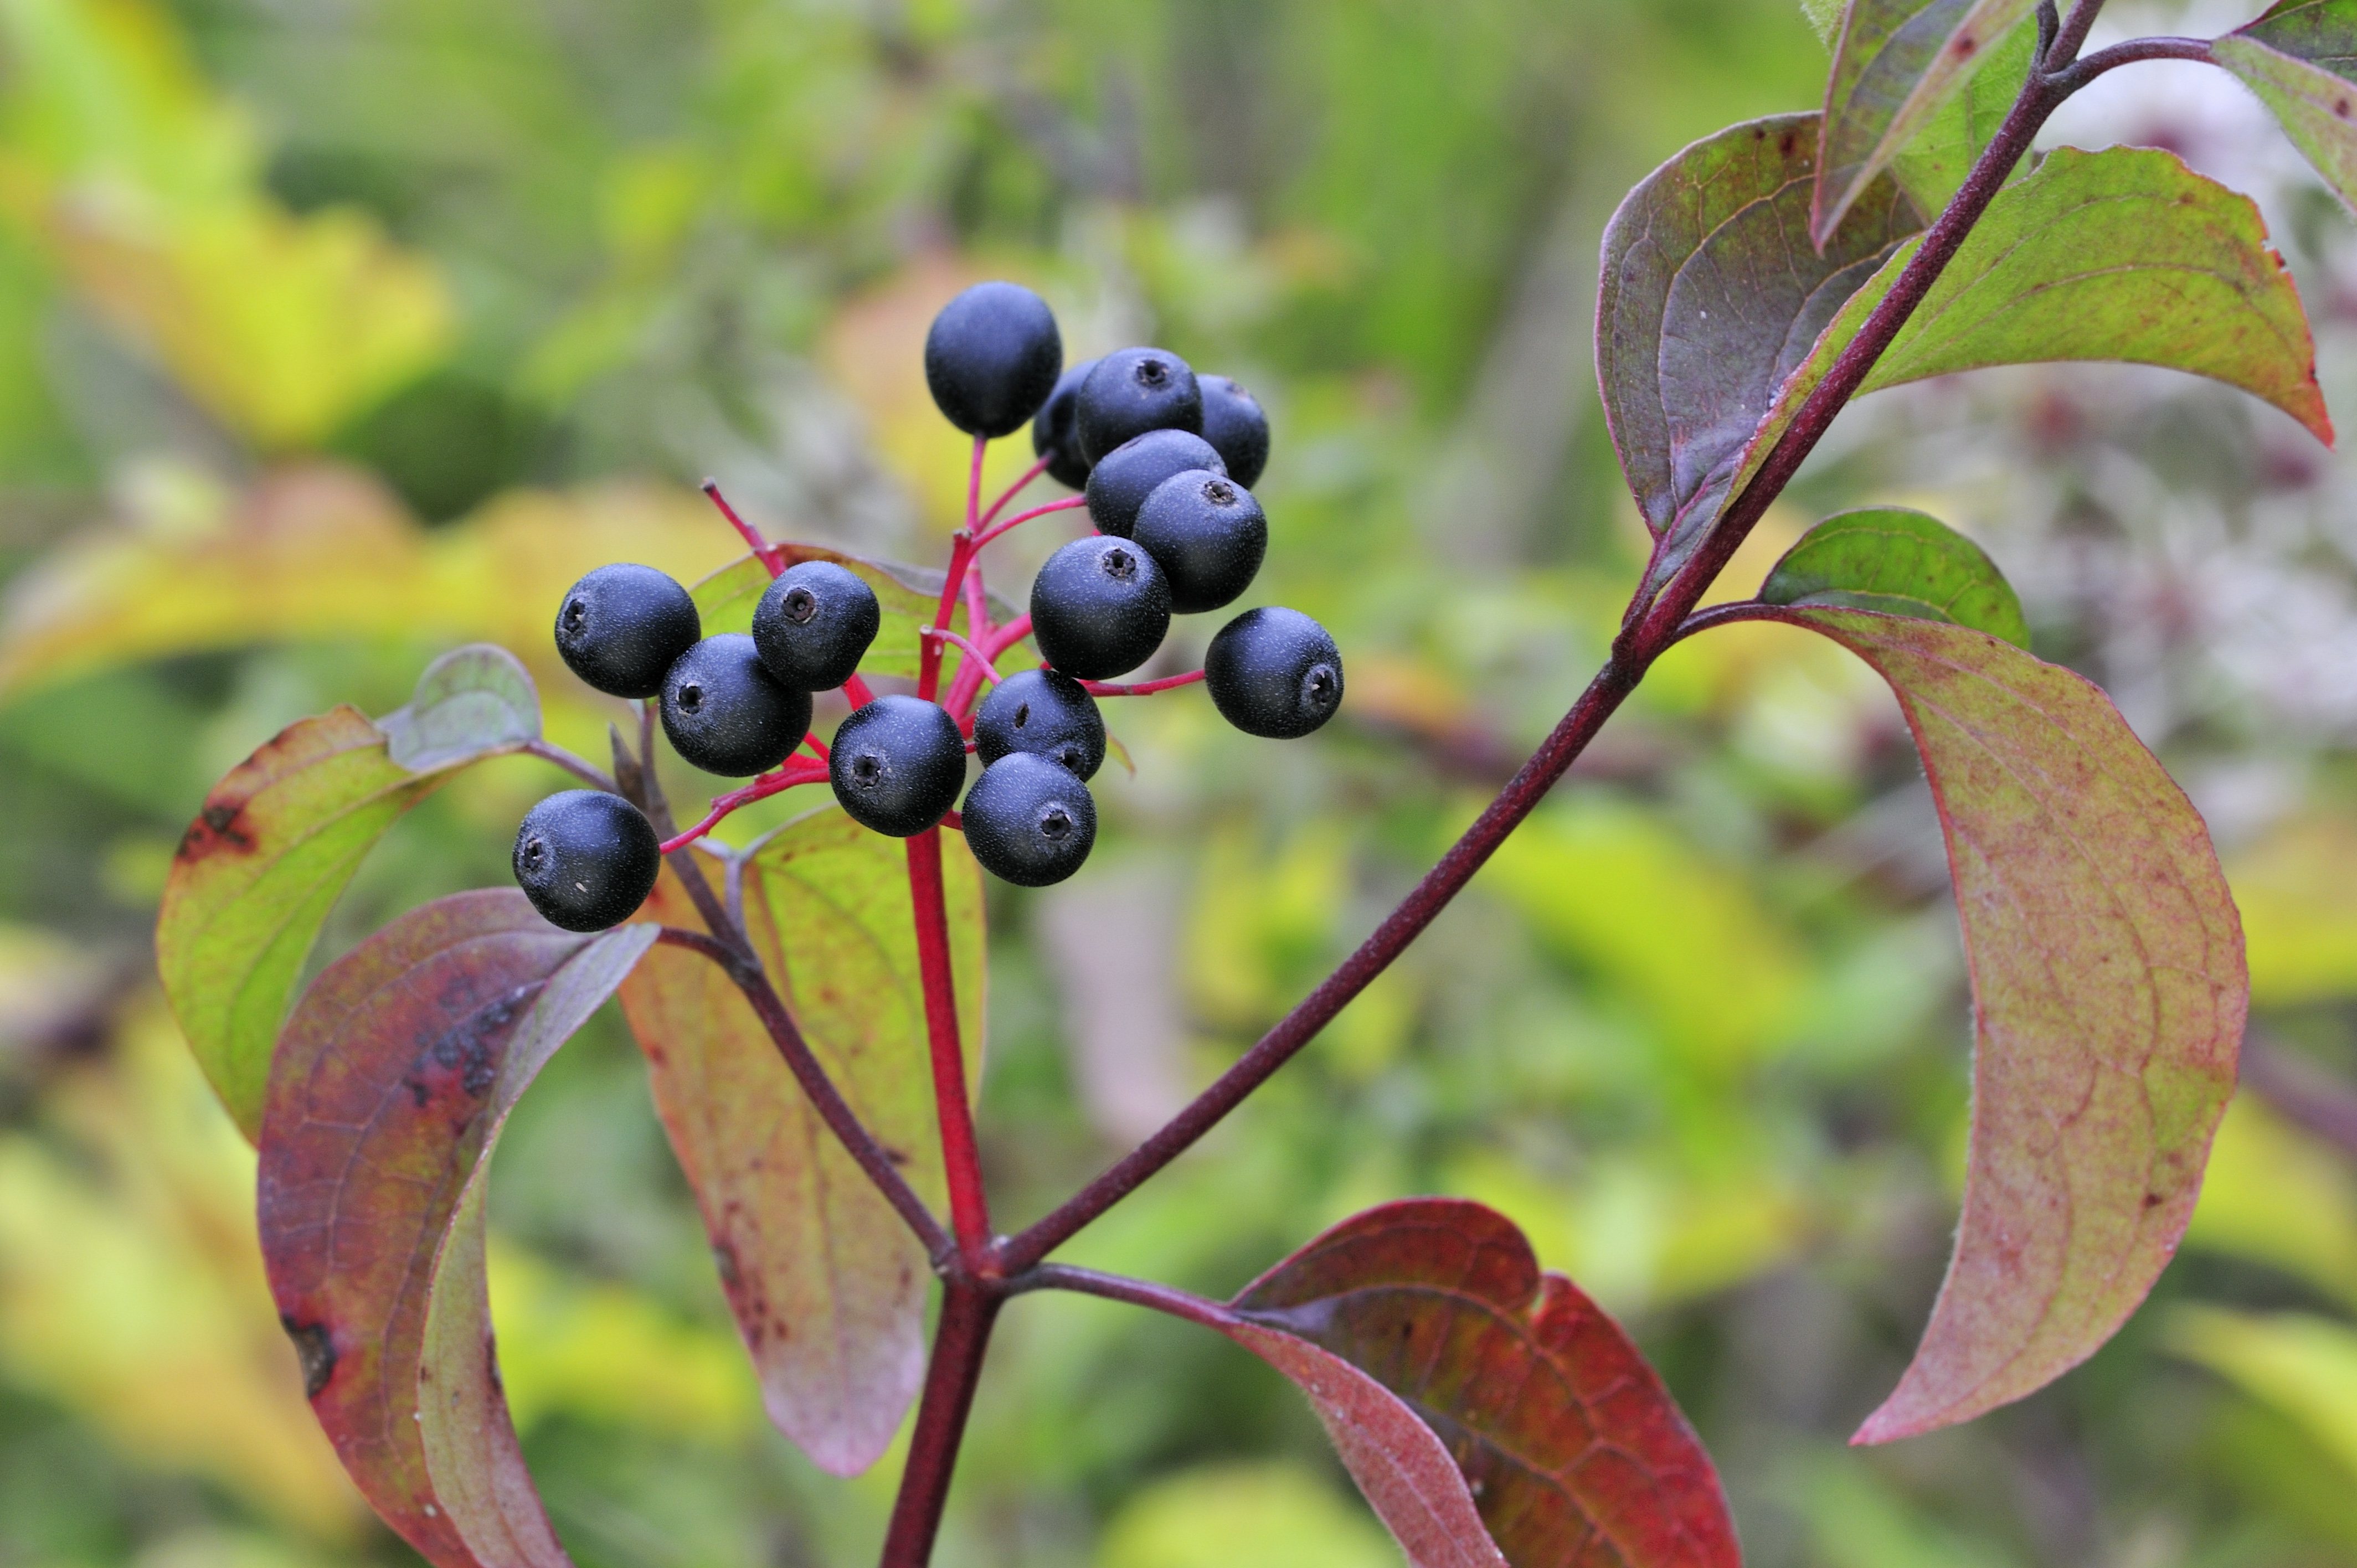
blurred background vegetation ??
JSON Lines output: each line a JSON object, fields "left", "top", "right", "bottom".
{"left": 3, "top": 0, "right": 2357, "bottom": 1564}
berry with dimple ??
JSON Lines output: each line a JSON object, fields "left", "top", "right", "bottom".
{"left": 1029, "top": 537, "right": 1172, "bottom": 680}
{"left": 974, "top": 668, "right": 1105, "bottom": 781}
{"left": 1205, "top": 607, "right": 1344, "bottom": 739}
{"left": 1197, "top": 374, "right": 1271, "bottom": 488}
{"left": 661, "top": 633, "right": 813, "bottom": 776}
{"left": 512, "top": 790, "right": 662, "bottom": 932}
{"left": 553, "top": 564, "right": 701, "bottom": 699}
{"left": 961, "top": 754, "right": 1097, "bottom": 887}
{"left": 924, "top": 281, "right": 1064, "bottom": 438}
{"left": 753, "top": 561, "right": 880, "bottom": 691}
{"left": 1084, "top": 429, "right": 1225, "bottom": 538}
{"left": 829, "top": 695, "right": 967, "bottom": 837}
{"left": 1131, "top": 470, "right": 1267, "bottom": 615}
{"left": 1075, "top": 347, "right": 1202, "bottom": 464}
{"left": 1031, "top": 356, "right": 1100, "bottom": 489}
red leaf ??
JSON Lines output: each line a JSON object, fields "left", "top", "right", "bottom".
{"left": 1762, "top": 609, "right": 2245, "bottom": 1440}
{"left": 1228, "top": 1199, "right": 1739, "bottom": 1568}
{"left": 257, "top": 889, "right": 655, "bottom": 1567}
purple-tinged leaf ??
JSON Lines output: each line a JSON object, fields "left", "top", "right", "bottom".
{"left": 1748, "top": 609, "right": 2244, "bottom": 1439}
{"left": 1229, "top": 1199, "right": 1740, "bottom": 1568}
{"left": 618, "top": 809, "right": 985, "bottom": 1476}
{"left": 1814, "top": 0, "right": 2039, "bottom": 244}
{"left": 258, "top": 889, "right": 654, "bottom": 1567}
{"left": 1596, "top": 114, "right": 1922, "bottom": 574}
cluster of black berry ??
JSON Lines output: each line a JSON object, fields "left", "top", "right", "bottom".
{"left": 511, "top": 280, "right": 1342, "bottom": 934}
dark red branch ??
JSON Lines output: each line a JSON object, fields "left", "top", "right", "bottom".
{"left": 878, "top": 1283, "right": 1001, "bottom": 1568}
{"left": 999, "top": 658, "right": 1641, "bottom": 1272}
{"left": 1011, "top": 1262, "right": 1229, "bottom": 1328}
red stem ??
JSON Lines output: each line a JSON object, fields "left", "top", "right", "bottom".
{"left": 1079, "top": 669, "right": 1205, "bottom": 697}
{"left": 984, "top": 614, "right": 1033, "bottom": 659}
{"left": 702, "top": 479, "right": 783, "bottom": 576}
{"left": 658, "top": 757, "right": 830, "bottom": 853}
{"left": 970, "top": 494, "right": 1088, "bottom": 550}
{"left": 978, "top": 451, "right": 1055, "bottom": 528}
{"left": 877, "top": 1283, "right": 1000, "bottom": 1567}
{"left": 906, "top": 827, "right": 991, "bottom": 1262}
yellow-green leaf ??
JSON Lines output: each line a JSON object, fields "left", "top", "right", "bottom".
{"left": 618, "top": 809, "right": 985, "bottom": 1476}
{"left": 1760, "top": 506, "right": 2029, "bottom": 647}
{"left": 2215, "top": 2, "right": 2357, "bottom": 218}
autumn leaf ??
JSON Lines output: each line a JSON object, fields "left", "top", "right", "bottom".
{"left": 1216, "top": 1199, "right": 1740, "bottom": 1568}
{"left": 2213, "top": 2, "right": 2357, "bottom": 218}
{"left": 618, "top": 808, "right": 986, "bottom": 1476}
{"left": 257, "top": 889, "right": 654, "bottom": 1568}
{"left": 1721, "top": 608, "right": 2246, "bottom": 1438}
{"left": 157, "top": 644, "right": 544, "bottom": 1139}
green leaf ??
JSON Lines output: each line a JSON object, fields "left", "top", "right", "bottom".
{"left": 257, "top": 889, "right": 654, "bottom": 1567}
{"left": 1712, "top": 144, "right": 2333, "bottom": 565}
{"left": 1802, "top": 0, "right": 1846, "bottom": 44}
{"left": 1886, "top": 9, "right": 2037, "bottom": 215}
{"left": 617, "top": 809, "right": 985, "bottom": 1475}
{"left": 1814, "top": 0, "right": 2039, "bottom": 244}
{"left": 1757, "top": 608, "right": 2244, "bottom": 1440}
{"left": 379, "top": 643, "right": 540, "bottom": 770}
{"left": 1595, "top": 114, "right": 1922, "bottom": 568}
{"left": 157, "top": 649, "right": 544, "bottom": 1139}
{"left": 690, "top": 544, "right": 1016, "bottom": 682}
{"left": 2215, "top": 4, "right": 2357, "bottom": 217}
{"left": 1759, "top": 507, "right": 2029, "bottom": 647}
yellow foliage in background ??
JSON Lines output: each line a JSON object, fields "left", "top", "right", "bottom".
{"left": 0, "top": 0, "right": 451, "bottom": 447}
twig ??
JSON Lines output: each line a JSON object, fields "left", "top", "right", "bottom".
{"left": 522, "top": 738, "right": 617, "bottom": 793}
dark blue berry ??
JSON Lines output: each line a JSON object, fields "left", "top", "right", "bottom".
{"left": 974, "top": 668, "right": 1104, "bottom": 781}
{"left": 1197, "top": 375, "right": 1270, "bottom": 489}
{"left": 1131, "top": 470, "right": 1267, "bottom": 615}
{"left": 1029, "top": 537, "right": 1172, "bottom": 680}
{"left": 1205, "top": 607, "right": 1343, "bottom": 739}
{"left": 961, "top": 754, "right": 1097, "bottom": 888}
{"left": 752, "top": 561, "right": 880, "bottom": 691}
{"left": 829, "top": 695, "right": 967, "bottom": 837}
{"left": 513, "top": 790, "right": 662, "bottom": 932}
{"left": 1084, "top": 429, "right": 1226, "bottom": 538}
{"left": 553, "top": 564, "right": 701, "bottom": 699}
{"left": 924, "top": 282, "right": 1063, "bottom": 438}
{"left": 1031, "top": 356, "right": 1100, "bottom": 489}
{"left": 661, "top": 634, "right": 812, "bottom": 776}
{"left": 1075, "top": 348, "right": 1202, "bottom": 464}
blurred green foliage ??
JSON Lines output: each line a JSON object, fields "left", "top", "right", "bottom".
{"left": 5, "top": 1, "right": 2357, "bottom": 1566}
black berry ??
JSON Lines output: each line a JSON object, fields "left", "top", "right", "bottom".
{"left": 661, "top": 633, "right": 813, "bottom": 776}
{"left": 1075, "top": 347, "right": 1202, "bottom": 464}
{"left": 512, "top": 790, "right": 662, "bottom": 932}
{"left": 1197, "top": 375, "right": 1270, "bottom": 488}
{"left": 1205, "top": 607, "right": 1344, "bottom": 739}
{"left": 1131, "top": 470, "right": 1267, "bottom": 614}
{"left": 924, "top": 281, "right": 1063, "bottom": 438}
{"left": 553, "top": 564, "right": 701, "bottom": 700}
{"left": 1029, "top": 537, "right": 1172, "bottom": 680}
{"left": 1084, "top": 429, "right": 1225, "bottom": 538}
{"left": 974, "top": 668, "right": 1105, "bottom": 781}
{"left": 1031, "top": 356, "right": 1100, "bottom": 489}
{"left": 752, "top": 561, "right": 880, "bottom": 691}
{"left": 961, "top": 754, "right": 1097, "bottom": 888}
{"left": 829, "top": 695, "right": 967, "bottom": 837}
